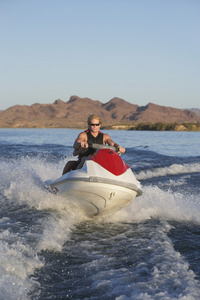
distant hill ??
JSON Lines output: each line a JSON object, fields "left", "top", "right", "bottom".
{"left": 189, "top": 108, "right": 200, "bottom": 117}
{"left": 0, "top": 95, "right": 200, "bottom": 128}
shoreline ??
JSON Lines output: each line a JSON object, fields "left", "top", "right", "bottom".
{"left": 0, "top": 122, "right": 200, "bottom": 131}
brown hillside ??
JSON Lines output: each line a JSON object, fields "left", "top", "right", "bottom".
{"left": 130, "top": 103, "right": 199, "bottom": 123}
{"left": 0, "top": 96, "right": 200, "bottom": 128}
{"left": 103, "top": 97, "right": 138, "bottom": 121}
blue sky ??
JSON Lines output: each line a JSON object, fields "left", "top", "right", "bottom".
{"left": 1, "top": 0, "right": 199, "bottom": 110}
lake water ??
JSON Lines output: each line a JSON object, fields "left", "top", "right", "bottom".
{"left": 0, "top": 128, "right": 200, "bottom": 299}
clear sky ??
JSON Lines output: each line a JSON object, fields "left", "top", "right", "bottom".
{"left": 1, "top": 0, "right": 199, "bottom": 110}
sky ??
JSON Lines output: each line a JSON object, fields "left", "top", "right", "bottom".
{"left": 0, "top": 0, "right": 200, "bottom": 110}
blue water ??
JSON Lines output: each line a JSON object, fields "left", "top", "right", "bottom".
{"left": 0, "top": 129, "right": 200, "bottom": 299}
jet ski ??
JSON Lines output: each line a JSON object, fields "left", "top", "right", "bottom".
{"left": 45, "top": 144, "right": 142, "bottom": 216}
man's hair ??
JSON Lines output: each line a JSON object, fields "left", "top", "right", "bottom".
{"left": 87, "top": 114, "right": 102, "bottom": 125}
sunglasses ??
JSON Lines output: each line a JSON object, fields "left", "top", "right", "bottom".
{"left": 90, "top": 123, "right": 100, "bottom": 126}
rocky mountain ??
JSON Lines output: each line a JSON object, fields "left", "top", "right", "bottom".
{"left": 0, "top": 96, "right": 199, "bottom": 128}
{"left": 189, "top": 108, "right": 200, "bottom": 117}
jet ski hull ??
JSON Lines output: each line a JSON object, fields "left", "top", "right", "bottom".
{"left": 45, "top": 147, "right": 142, "bottom": 216}
{"left": 46, "top": 178, "right": 140, "bottom": 216}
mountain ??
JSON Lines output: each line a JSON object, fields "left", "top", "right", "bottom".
{"left": 0, "top": 96, "right": 200, "bottom": 128}
{"left": 189, "top": 108, "right": 200, "bottom": 117}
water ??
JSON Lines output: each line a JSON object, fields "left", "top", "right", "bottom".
{"left": 0, "top": 128, "right": 200, "bottom": 300}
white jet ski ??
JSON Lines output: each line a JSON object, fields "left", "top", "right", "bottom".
{"left": 45, "top": 144, "right": 142, "bottom": 216}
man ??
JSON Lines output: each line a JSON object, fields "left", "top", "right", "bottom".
{"left": 62, "top": 114, "right": 126, "bottom": 174}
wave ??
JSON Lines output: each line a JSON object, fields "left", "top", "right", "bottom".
{"left": 0, "top": 218, "right": 43, "bottom": 299}
{"left": 1, "top": 156, "right": 200, "bottom": 299}
{"left": 137, "top": 162, "right": 200, "bottom": 180}
{"left": 69, "top": 219, "right": 200, "bottom": 299}
{"left": 1, "top": 157, "right": 87, "bottom": 247}
{"left": 105, "top": 185, "right": 200, "bottom": 225}
{"left": 0, "top": 157, "right": 87, "bottom": 299}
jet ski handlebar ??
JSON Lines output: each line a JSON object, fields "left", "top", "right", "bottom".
{"left": 91, "top": 143, "right": 118, "bottom": 152}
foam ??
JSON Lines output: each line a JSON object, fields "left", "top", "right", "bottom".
{"left": 0, "top": 157, "right": 87, "bottom": 297}
{"left": 137, "top": 163, "right": 200, "bottom": 180}
{"left": 71, "top": 219, "right": 200, "bottom": 299}
{"left": 2, "top": 157, "right": 88, "bottom": 250}
{"left": 0, "top": 225, "right": 43, "bottom": 300}
{"left": 36, "top": 204, "right": 86, "bottom": 252}
{"left": 106, "top": 185, "right": 200, "bottom": 224}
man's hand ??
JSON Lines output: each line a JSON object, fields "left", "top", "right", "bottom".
{"left": 80, "top": 142, "right": 88, "bottom": 148}
{"left": 117, "top": 146, "right": 126, "bottom": 154}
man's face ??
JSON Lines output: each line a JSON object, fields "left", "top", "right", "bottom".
{"left": 89, "top": 118, "right": 101, "bottom": 133}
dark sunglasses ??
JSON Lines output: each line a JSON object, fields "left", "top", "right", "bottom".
{"left": 90, "top": 123, "right": 100, "bottom": 126}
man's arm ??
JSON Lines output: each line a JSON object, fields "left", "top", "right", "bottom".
{"left": 73, "top": 132, "right": 88, "bottom": 150}
{"left": 103, "top": 134, "right": 126, "bottom": 154}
